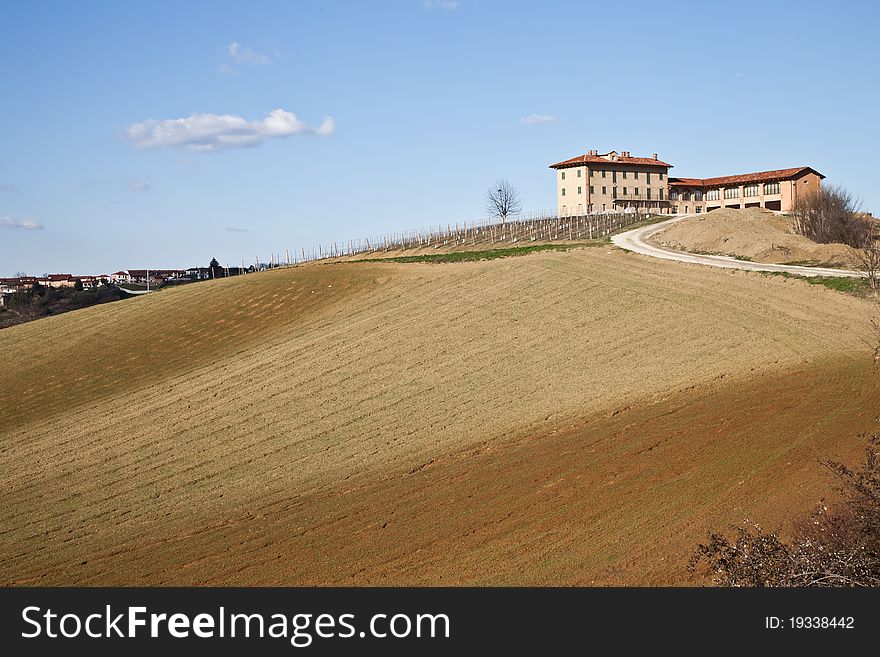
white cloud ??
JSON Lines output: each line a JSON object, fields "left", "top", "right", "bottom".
{"left": 130, "top": 179, "right": 150, "bottom": 191}
{"left": 520, "top": 114, "right": 557, "bottom": 125}
{"left": 0, "top": 215, "right": 44, "bottom": 230}
{"left": 227, "top": 41, "right": 271, "bottom": 66}
{"left": 125, "top": 109, "right": 335, "bottom": 153}
{"left": 423, "top": 0, "right": 461, "bottom": 9}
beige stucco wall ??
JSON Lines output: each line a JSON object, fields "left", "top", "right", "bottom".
{"left": 668, "top": 171, "right": 823, "bottom": 214}
{"left": 556, "top": 159, "right": 670, "bottom": 215}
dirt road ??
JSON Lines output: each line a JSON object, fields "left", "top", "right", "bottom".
{"left": 612, "top": 216, "right": 863, "bottom": 278}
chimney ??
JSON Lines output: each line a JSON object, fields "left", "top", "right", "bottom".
{"left": 652, "top": 153, "right": 658, "bottom": 160}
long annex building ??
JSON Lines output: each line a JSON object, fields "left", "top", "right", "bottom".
{"left": 550, "top": 150, "right": 824, "bottom": 216}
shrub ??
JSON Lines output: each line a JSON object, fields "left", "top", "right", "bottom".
{"left": 690, "top": 431, "right": 880, "bottom": 587}
{"left": 791, "top": 185, "right": 871, "bottom": 248}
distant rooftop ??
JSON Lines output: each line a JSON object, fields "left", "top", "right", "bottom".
{"left": 668, "top": 167, "right": 825, "bottom": 188}
{"left": 549, "top": 150, "right": 673, "bottom": 170}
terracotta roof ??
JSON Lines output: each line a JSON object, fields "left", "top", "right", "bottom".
{"left": 667, "top": 177, "right": 704, "bottom": 186}
{"left": 550, "top": 151, "right": 673, "bottom": 170}
{"left": 48, "top": 274, "right": 73, "bottom": 281}
{"left": 668, "top": 167, "right": 824, "bottom": 188}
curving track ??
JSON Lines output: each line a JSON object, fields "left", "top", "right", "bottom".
{"left": 612, "top": 215, "right": 863, "bottom": 278}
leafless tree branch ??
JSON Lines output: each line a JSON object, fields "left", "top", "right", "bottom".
{"left": 791, "top": 184, "right": 870, "bottom": 248}
{"left": 486, "top": 180, "right": 522, "bottom": 226}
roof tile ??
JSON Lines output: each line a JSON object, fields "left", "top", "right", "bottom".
{"left": 668, "top": 167, "right": 824, "bottom": 187}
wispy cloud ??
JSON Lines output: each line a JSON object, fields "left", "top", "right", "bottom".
{"left": 520, "top": 114, "right": 557, "bottom": 125}
{"left": 130, "top": 179, "right": 150, "bottom": 191}
{"left": 219, "top": 41, "right": 272, "bottom": 74}
{"left": 226, "top": 227, "right": 249, "bottom": 233}
{"left": 125, "top": 109, "right": 335, "bottom": 153}
{"left": 1, "top": 215, "right": 44, "bottom": 230}
{"left": 0, "top": 184, "right": 17, "bottom": 192}
{"left": 423, "top": 0, "right": 461, "bottom": 8}
{"left": 228, "top": 41, "right": 271, "bottom": 65}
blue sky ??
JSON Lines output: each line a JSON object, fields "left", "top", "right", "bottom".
{"left": 1, "top": 0, "right": 878, "bottom": 276}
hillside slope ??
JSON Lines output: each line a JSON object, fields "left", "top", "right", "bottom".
{"left": 1, "top": 247, "right": 878, "bottom": 585}
{"left": 655, "top": 208, "right": 854, "bottom": 266}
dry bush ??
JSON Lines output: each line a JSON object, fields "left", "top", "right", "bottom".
{"left": 691, "top": 431, "right": 880, "bottom": 587}
{"left": 791, "top": 185, "right": 871, "bottom": 248}
{"left": 872, "top": 315, "right": 880, "bottom": 368}
{"left": 852, "top": 233, "right": 880, "bottom": 291}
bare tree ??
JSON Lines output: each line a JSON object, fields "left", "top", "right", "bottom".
{"left": 852, "top": 225, "right": 880, "bottom": 291}
{"left": 870, "top": 313, "right": 880, "bottom": 369}
{"left": 486, "top": 180, "right": 522, "bottom": 227}
{"left": 791, "top": 184, "right": 870, "bottom": 247}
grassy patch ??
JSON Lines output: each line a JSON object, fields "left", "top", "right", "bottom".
{"left": 357, "top": 241, "right": 606, "bottom": 264}
{"left": 763, "top": 271, "right": 870, "bottom": 296}
{"left": 689, "top": 249, "right": 753, "bottom": 262}
{"left": 350, "top": 215, "right": 672, "bottom": 265}
{"left": 781, "top": 260, "right": 845, "bottom": 269}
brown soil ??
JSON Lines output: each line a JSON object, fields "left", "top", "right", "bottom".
{"left": 1, "top": 247, "right": 877, "bottom": 585}
{"left": 654, "top": 208, "right": 855, "bottom": 266}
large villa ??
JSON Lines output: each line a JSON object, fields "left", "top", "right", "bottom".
{"left": 550, "top": 150, "right": 824, "bottom": 215}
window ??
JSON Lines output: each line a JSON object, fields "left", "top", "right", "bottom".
{"left": 646, "top": 172, "right": 652, "bottom": 184}
{"left": 612, "top": 171, "right": 617, "bottom": 183}
{"left": 589, "top": 186, "right": 594, "bottom": 194}
{"left": 724, "top": 187, "right": 739, "bottom": 199}
{"left": 577, "top": 186, "right": 582, "bottom": 194}
{"left": 634, "top": 187, "right": 640, "bottom": 196}
{"left": 577, "top": 169, "right": 582, "bottom": 178}
{"left": 660, "top": 172, "right": 665, "bottom": 180}
{"left": 659, "top": 188, "right": 664, "bottom": 200}
{"left": 634, "top": 172, "right": 639, "bottom": 180}
{"left": 623, "top": 171, "right": 628, "bottom": 179}
{"left": 561, "top": 171, "right": 566, "bottom": 180}
{"left": 623, "top": 187, "right": 628, "bottom": 195}
{"left": 589, "top": 170, "right": 594, "bottom": 178}
{"left": 694, "top": 190, "right": 703, "bottom": 201}
{"left": 683, "top": 192, "right": 691, "bottom": 201}
{"left": 705, "top": 189, "right": 720, "bottom": 201}
{"left": 602, "top": 203, "right": 606, "bottom": 211}
{"left": 602, "top": 186, "right": 607, "bottom": 195}
{"left": 764, "top": 182, "right": 780, "bottom": 195}
{"left": 646, "top": 188, "right": 652, "bottom": 200}
{"left": 561, "top": 188, "right": 566, "bottom": 196}
{"left": 696, "top": 206, "right": 702, "bottom": 213}
{"left": 744, "top": 184, "right": 759, "bottom": 197}
{"left": 612, "top": 187, "right": 618, "bottom": 198}
{"left": 601, "top": 170, "right": 606, "bottom": 178}
{"left": 670, "top": 190, "right": 679, "bottom": 200}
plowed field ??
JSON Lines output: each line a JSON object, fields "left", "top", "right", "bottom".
{"left": 1, "top": 247, "right": 877, "bottom": 585}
